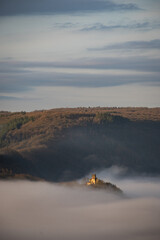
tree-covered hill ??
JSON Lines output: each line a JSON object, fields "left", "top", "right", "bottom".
{"left": 0, "top": 107, "right": 160, "bottom": 181}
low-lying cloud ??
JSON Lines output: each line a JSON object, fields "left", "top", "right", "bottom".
{"left": 1, "top": 170, "right": 160, "bottom": 240}
{"left": 93, "top": 166, "right": 160, "bottom": 198}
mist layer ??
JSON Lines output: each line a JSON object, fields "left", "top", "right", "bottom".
{"left": 1, "top": 174, "right": 160, "bottom": 240}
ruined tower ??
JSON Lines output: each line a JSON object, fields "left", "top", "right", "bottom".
{"left": 87, "top": 174, "right": 97, "bottom": 185}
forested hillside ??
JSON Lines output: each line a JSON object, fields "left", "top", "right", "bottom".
{"left": 0, "top": 107, "right": 160, "bottom": 181}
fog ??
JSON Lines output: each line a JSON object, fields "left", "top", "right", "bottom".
{"left": 1, "top": 169, "right": 160, "bottom": 240}
{"left": 96, "top": 166, "right": 160, "bottom": 198}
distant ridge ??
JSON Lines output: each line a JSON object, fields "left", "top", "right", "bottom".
{"left": 0, "top": 107, "right": 160, "bottom": 182}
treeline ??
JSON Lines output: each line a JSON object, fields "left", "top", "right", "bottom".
{"left": 0, "top": 116, "right": 35, "bottom": 147}
{"left": 0, "top": 112, "right": 129, "bottom": 149}
{"left": 94, "top": 112, "right": 129, "bottom": 124}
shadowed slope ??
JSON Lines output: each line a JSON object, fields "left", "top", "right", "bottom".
{"left": 0, "top": 108, "right": 160, "bottom": 181}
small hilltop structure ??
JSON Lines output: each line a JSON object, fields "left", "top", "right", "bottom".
{"left": 87, "top": 174, "right": 104, "bottom": 185}
{"left": 86, "top": 173, "right": 122, "bottom": 193}
{"left": 87, "top": 174, "right": 97, "bottom": 185}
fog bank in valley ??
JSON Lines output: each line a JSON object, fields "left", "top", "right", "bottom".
{"left": 1, "top": 169, "right": 160, "bottom": 240}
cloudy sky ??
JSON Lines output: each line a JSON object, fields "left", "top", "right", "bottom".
{"left": 0, "top": 0, "right": 160, "bottom": 111}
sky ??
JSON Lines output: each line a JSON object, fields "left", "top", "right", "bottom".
{"left": 0, "top": 0, "right": 160, "bottom": 111}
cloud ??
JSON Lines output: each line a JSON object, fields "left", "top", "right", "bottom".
{"left": 89, "top": 39, "right": 160, "bottom": 51}
{"left": 1, "top": 69, "right": 160, "bottom": 93}
{"left": 1, "top": 56, "right": 160, "bottom": 72}
{"left": 52, "top": 21, "right": 160, "bottom": 32}
{"left": 95, "top": 167, "right": 160, "bottom": 198}
{"left": 0, "top": 0, "right": 140, "bottom": 16}
{"left": 0, "top": 177, "right": 160, "bottom": 240}
{"left": 53, "top": 22, "right": 78, "bottom": 29}
{"left": 81, "top": 22, "right": 153, "bottom": 31}
{"left": 0, "top": 57, "right": 160, "bottom": 92}
{"left": 48, "top": 19, "right": 160, "bottom": 32}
